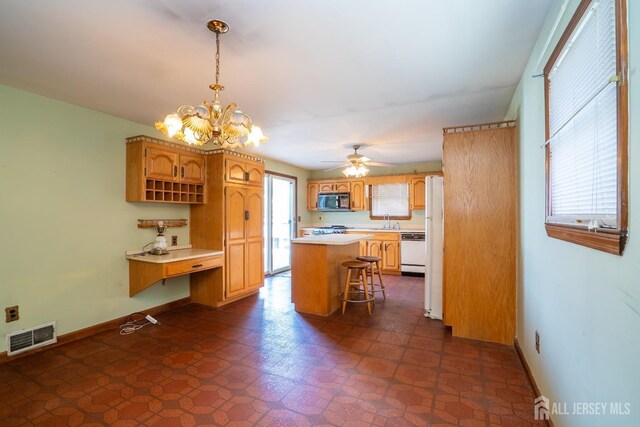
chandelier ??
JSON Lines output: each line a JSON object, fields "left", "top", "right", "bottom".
{"left": 155, "top": 20, "right": 267, "bottom": 149}
{"left": 342, "top": 162, "right": 369, "bottom": 178}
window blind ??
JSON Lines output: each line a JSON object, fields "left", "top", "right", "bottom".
{"left": 371, "top": 183, "right": 409, "bottom": 217}
{"left": 547, "top": 0, "right": 618, "bottom": 228}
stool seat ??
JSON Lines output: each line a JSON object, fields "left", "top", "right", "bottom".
{"left": 356, "top": 255, "right": 381, "bottom": 263}
{"left": 341, "top": 260, "right": 369, "bottom": 269}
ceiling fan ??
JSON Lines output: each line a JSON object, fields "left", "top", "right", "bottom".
{"left": 322, "top": 145, "right": 395, "bottom": 176}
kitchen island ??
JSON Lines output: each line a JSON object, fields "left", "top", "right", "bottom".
{"left": 291, "top": 234, "right": 373, "bottom": 316}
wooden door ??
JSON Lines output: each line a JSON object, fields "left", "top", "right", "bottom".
{"left": 245, "top": 188, "right": 264, "bottom": 290}
{"left": 410, "top": 177, "right": 425, "bottom": 210}
{"left": 382, "top": 241, "right": 400, "bottom": 271}
{"left": 146, "top": 146, "right": 178, "bottom": 181}
{"left": 318, "top": 182, "right": 335, "bottom": 193}
{"left": 443, "top": 126, "right": 516, "bottom": 345}
{"left": 335, "top": 181, "right": 351, "bottom": 192}
{"left": 307, "top": 183, "right": 319, "bottom": 210}
{"left": 225, "top": 187, "right": 247, "bottom": 297}
{"left": 350, "top": 181, "right": 365, "bottom": 210}
{"left": 246, "top": 161, "right": 264, "bottom": 187}
{"left": 180, "top": 153, "right": 205, "bottom": 184}
{"left": 225, "top": 158, "right": 247, "bottom": 185}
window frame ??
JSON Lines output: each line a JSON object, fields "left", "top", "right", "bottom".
{"left": 368, "top": 183, "right": 412, "bottom": 220}
{"left": 543, "top": 0, "right": 628, "bottom": 255}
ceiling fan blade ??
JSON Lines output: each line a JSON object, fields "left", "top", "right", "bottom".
{"left": 366, "top": 161, "right": 396, "bottom": 167}
{"left": 323, "top": 164, "right": 351, "bottom": 171}
{"left": 359, "top": 156, "right": 372, "bottom": 163}
{"left": 320, "top": 160, "right": 347, "bottom": 163}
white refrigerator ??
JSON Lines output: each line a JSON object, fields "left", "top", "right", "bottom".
{"left": 424, "top": 176, "right": 444, "bottom": 319}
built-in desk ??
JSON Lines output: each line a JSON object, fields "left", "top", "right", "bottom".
{"left": 126, "top": 246, "right": 223, "bottom": 306}
{"left": 290, "top": 234, "right": 373, "bottom": 316}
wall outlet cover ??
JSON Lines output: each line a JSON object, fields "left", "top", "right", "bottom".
{"left": 5, "top": 305, "right": 19, "bottom": 322}
{"left": 171, "top": 236, "right": 178, "bottom": 246}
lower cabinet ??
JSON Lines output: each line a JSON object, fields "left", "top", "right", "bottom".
{"left": 351, "top": 232, "right": 401, "bottom": 275}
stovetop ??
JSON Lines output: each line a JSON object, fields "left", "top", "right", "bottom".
{"left": 313, "top": 225, "right": 350, "bottom": 235}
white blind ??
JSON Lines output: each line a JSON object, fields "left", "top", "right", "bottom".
{"left": 547, "top": 0, "right": 618, "bottom": 228}
{"left": 371, "top": 183, "right": 409, "bottom": 217}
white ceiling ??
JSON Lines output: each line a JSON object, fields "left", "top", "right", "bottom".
{"left": 0, "top": 0, "right": 552, "bottom": 170}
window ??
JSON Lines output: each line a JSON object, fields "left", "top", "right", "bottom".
{"left": 370, "top": 183, "right": 411, "bottom": 219}
{"left": 544, "top": 0, "right": 628, "bottom": 255}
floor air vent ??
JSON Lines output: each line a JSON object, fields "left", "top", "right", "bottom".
{"left": 6, "top": 321, "right": 57, "bottom": 356}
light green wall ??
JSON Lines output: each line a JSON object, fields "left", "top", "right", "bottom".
{"left": 261, "top": 156, "right": 311, "bottom": 225}
{"left": 0, "top": 85, "right": 188, "bottom": 353}
{"left": 506, "top": 1, "right": 640, "bottom": 426}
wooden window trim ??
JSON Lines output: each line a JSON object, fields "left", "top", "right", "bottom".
{"left": 543, "top": 0, "right": 628, "bottom": 255}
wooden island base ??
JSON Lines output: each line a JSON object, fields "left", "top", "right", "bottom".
{"left": 290, "top": 234, "right": 372, "bottom": 317}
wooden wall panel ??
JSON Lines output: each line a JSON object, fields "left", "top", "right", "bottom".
{"left": 443, "top": 125, "right": 516, "bottom": 345}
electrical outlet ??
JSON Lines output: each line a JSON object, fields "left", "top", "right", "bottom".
{"left": 535, "top": 330, "right": 540, "bottom": 353}
{"left": 171, "top": 236, "right": 178, "bottom": 246}
{"left": 5, "top": 305, "right": 19, "bottom": 322}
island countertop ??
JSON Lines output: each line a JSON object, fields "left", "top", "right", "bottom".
{"left": 291, "top": 234, "right": 374, "bottom": 245}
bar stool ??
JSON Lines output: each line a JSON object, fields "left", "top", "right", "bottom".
{"left": 357, "top": 255, "right": 386, "bottom": 300}
{"left": 339, "top": 260, "right": 374, "bottom": 315}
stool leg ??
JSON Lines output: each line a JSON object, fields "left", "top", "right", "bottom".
{"left": 376, "top": 260, "right": 386, "bottom": 300}
{"left": 362, "top": 269, "right": 372, "bottom": 315}
{"left": 369, "top": 263, "right": 376, "bottom": 302}
{"left": 342, "top": 268, "right": 352, "bottom": 314}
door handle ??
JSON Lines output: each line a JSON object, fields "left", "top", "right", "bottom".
{"left": 192, "top": 264, "right": 203, "bottom": 269}
{"left": 244, "top": 171, "right": 250, "bottom": 181}
{"left": 379, "top": 243, "right": 383, "bottom": 252}
{"left": 181, "top": 167, "right": 185, "bottom": 178}
{"left": 244, "top": 210, "right": 250, "bottom": 220}
{"left": 174, "top": 166, "right": 178, "bottom": 177}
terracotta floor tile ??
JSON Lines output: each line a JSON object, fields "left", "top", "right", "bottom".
{"left": 0, "top": 274, "right": 543, "bottom": 426}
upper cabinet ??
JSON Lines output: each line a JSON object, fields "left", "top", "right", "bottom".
{"left": 350, "top": 180, "right": 366, "bottom": 211}
{"left": 126, "top": 137, "right": 206, "bottom": 204}
{"left": 410, "top": 177, "right": 425, "bottom": 210}
{"left": 180, "top": 153, "right": 206, "bottom": 184}
{"left": 307, "top": 182, "right": 319, "bottom": 211}
{"left": 225, "top": 157, "right": 264, "bottom": 187}
{"left": 318, "top": 182, "right": 336, "bottom": 193}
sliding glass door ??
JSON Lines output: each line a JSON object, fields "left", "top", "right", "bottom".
{"left": 264, "top": 173, "right": 296, "bottom": 275}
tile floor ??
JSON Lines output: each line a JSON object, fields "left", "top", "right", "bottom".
{"left": 0, "top": 274, "right": 542, "bottom": 426}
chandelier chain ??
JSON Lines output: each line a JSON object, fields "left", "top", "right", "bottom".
{"left": 215, "top": 32, "right": 220, "bottom": 86}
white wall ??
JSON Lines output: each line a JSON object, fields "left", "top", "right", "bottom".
{"left": 506, "top": 1, "right": 640, "bottom": 426}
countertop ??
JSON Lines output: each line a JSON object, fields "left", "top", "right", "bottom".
{"left": 126, "top": 246, "right": 223, "bottom": 264}
{"left": 291, "top": 234, "right": 374, "bottom": 245}
{"left": 347, "top": 228, "right": 424, "bottom": 233}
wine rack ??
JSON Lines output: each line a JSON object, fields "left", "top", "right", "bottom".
{"left": 144, "top": 179, "right": 204, "bottom": 204}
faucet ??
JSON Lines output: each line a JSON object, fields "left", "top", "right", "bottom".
{"left": 384, "top": 213, "right": 391, "bottom": 229}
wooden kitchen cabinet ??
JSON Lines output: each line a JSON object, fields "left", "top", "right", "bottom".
{"left": 382, "top": 241, "right": 400, "bottom": 271}
{"left": 191, "top": 151, "right": 265, "bottom": 307}
{"left": 335, "top": 181, "right": 351, "bottom": 192}
{"left": 350, "top": 231, "right": 400, "bottom": 275}
{"left": 350, "top": 180, "right": 366, "bottom": 210}
{"left": 410, "top": 177, "right": 425, "bottom": 210}
{"left": 318, "top": 182, "right": 336, "bottom": 193}
{"left": 307, "top": 182, "right": 319, "bottom": 210}
{"left": 225, "top": 157, "right": 264, "bottom": 187}
{"left": 126, "top": 137, "right": 205, "bottom": 204}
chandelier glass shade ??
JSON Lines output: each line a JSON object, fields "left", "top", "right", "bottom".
{"left": 155, "top": 20, "right": 267, "bottom": 149}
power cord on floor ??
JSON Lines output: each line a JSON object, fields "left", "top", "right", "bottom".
{"left": 119, "top": 312, "right": 161, "bottom": 335}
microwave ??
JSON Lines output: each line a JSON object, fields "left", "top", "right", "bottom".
{"left": 318, "top": 193, "right": 350, "bottom": 211}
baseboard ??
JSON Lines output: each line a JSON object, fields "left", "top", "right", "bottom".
{"left": 0, "top": 297, "right": 191, "bottom": 364}
{"left": 514, "top": 337, "right": 555, "bottom": 427}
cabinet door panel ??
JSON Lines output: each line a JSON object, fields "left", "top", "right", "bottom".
{"left": 226, "top": 158, "right": 247, "bottom": 184}
{"left": 180, "top": 153, "right": 205, "bottom": 184}
{"left": 226, "top": 242, "right": 246, "bottom": 297}
{"left": 368, "top": 240, "right": 382, "bottom": 258}
{"left": 335, "top": 181, "right": 351, "bottom": 192}
{"left": 318, "top": 182, "right": 335, "bottom": 193}
{"left": 359, "top": 240, "right": 368, "bottom": 256}
{"left": 350, "top": 181, "right": 365, "bottom": 210}
{"left": 307, "top": 183, "right": 319, "bottom": 210}
{"left": 383, "top": 241, "right": 400, "bottom": 271}
{"left": 225, "top": 187, "right": 246, "bottom": 241}
{"left": 410, "top": 177, "right": 426, "bottom": 210}
{"left": 246, "top": 188, "right": 263, "bottom": 240}
{"left": 246, "top": 239, "right": 264, "bottom": 290}
{"left": 246, "top": 162, "right": 264, "bottom": 187}
{"left": 147, "top": 147, "right": 178, "bottom": 181}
